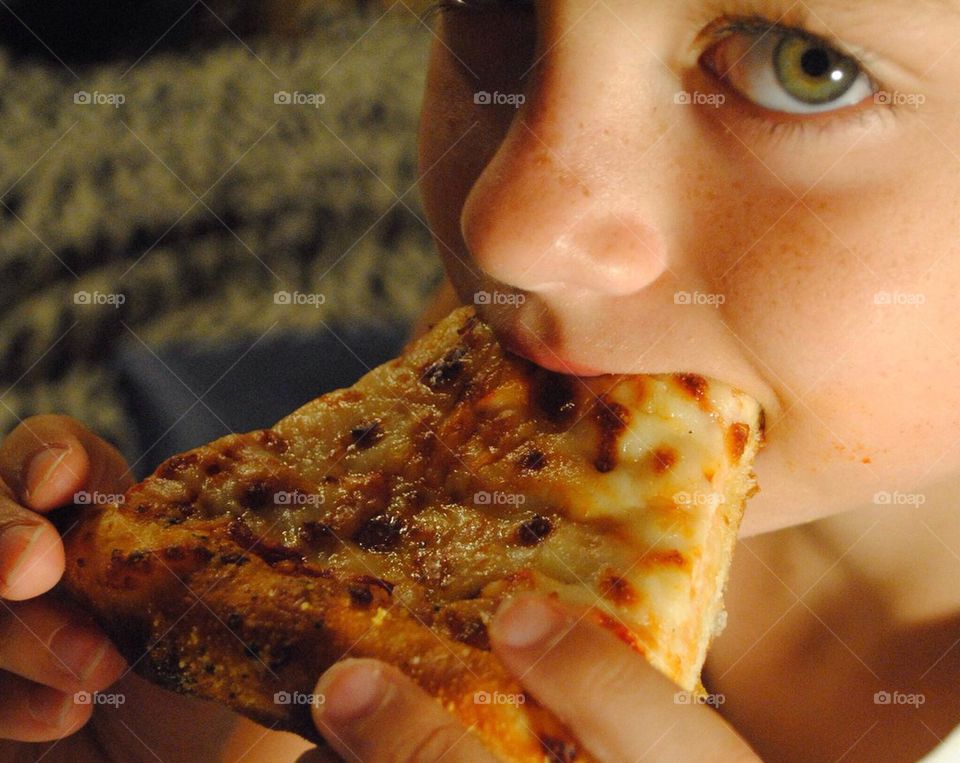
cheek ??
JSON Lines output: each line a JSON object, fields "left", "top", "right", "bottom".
{"left": 718, "top": 167, "right": 960, "bottom": 515}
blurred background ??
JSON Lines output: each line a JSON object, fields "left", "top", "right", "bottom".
{"left": 0, "top": 0, "right": 442, "bottom": 475}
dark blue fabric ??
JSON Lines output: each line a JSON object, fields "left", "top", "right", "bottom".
{"left": 112, "top": 324, "right": 409, "bottom": 479}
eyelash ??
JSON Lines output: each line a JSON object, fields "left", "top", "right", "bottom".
{"left": 428, "top": 3, "right": 891, "bottom": 140}
{"left": 699, "top": 15, "right": 887, "bottom": 139}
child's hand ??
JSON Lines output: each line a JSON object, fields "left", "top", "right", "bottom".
{"left": 308, "top": 595, "right": 759, "bottom": 763}
{"left": 0, "top": 415, "right": 129, "bottom": 742}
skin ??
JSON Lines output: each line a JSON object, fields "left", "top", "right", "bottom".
{"left": 2, "top": 1, "right": 959, "bottom": 760}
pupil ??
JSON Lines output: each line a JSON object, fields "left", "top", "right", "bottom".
{"left": 800, "top": 47, "right": 831, "bottom": 78}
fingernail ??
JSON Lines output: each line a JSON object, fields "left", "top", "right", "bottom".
{"left": 317, "top": 662, "right": 386, "bottom": 723}
{"left": 25, "top": 446, "right": 70, "bottom": 502}
{"left": 0, "top": 525, "right": 44, "bottom": 590}
{"left": 28, "top": 685, "right": 73, "bottom": 727}
{"left": 492, "top": 597, "right": 565, "bottom": 649}
{"left": 49, "top": 624, "right": 112, "bottom": 683}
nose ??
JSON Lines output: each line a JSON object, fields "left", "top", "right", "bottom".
{"left": 460, "top": 67, "right": 671, "bottom": 297}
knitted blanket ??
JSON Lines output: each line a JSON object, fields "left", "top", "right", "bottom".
{"left": 0, "top": 1, "right": 440, "bottom": 458}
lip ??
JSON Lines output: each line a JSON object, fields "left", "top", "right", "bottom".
{"left": 497, "top": 326, "right": 607, "bottom": 377}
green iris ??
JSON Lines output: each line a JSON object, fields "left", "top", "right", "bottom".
{"left": 773, "top": 34, "right": 860, "bottom": 105}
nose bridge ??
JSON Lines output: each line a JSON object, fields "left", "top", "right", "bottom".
{"left": 461, "top": 16, "right": 674, "bottom": 296}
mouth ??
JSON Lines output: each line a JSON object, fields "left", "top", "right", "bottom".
{"left": 495, "top": 322, "right": 607, "bottom": 377}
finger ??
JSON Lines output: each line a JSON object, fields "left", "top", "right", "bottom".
{"left": 0, "top": 671, "right": 92, "bottom": 743}
{"left": 0, "top": 414, "right": 133, "bottom": 512}
{"left": 313, "top": 659, "right": 497, "bottom": 763}
{"left": 0, "top": 492, "right": 64, "bottom": 600}
{"left": 490, "top": 596, "right": 759, "bottom": 763}
{"left": 0, "top": 598, "right": 126, "bottom": 694}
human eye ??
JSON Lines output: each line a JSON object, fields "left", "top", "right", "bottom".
{"left": 701, "top": 19, "right": 876, "bottom": 115}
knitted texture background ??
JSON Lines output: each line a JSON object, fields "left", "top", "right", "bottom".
{"left": 0, "top": 2, "right": 442, "bottom": 457}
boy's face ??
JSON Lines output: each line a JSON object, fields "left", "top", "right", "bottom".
{"left": 417, "top": 0, "right": 960, "bottom": 535}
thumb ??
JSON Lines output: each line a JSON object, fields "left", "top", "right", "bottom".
{"left": 0, "top": 415, "right": 133, "bottom": 512}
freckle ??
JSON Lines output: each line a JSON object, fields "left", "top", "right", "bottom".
{"left": 862, "top": 457, "right": 871, "bottom": 464}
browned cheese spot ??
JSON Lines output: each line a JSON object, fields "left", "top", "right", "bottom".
{"left": 645, "top": 549, "right": 687, "bottom": 568}
{"left": 353, "top": 514, "right": 404, "bottom": 552}
{"left": 675, "top": 372, "right": 708, "bottom": 400}
{"left": 256, "top": 429, "right": 288, "bottom": 453}
{"left": 600, "top": 570, "right": 637, "bottom": 606}
{"left": 442, "top": 611, "right": 490, "bottom": 650}
{"left": 348, "top": 584, "right": 373, "bottom": 607}
{"left": 421, "top": 346, "right": 468, "bottom": 390}
{"left": 518, "top": 515, "right": 553, "bottom": 546}
{"left": 348, "top": 419, "right": 384, "bottom": 449}
{"left": 237, "top": 478, "right": 282, "bottom": 510}
{"left": 298, "top": 521, "right": 334, "bottom": 546}
{"left": 534, "top": 370, "right": 578, "bottom": 425}
{"left": 157, "top": 452, "right": 198, "bottom": 479}
{"left": 726, "top": 422, "right": 750, "bottom": 461}
{"left": 651, "top": 446, "right": 678, "bottom": 474}
{"left": 594, "top": 400, "right": 629, "bottom": 473}
{"left": 517, "top": 449, "right": 547, "bottom": 471}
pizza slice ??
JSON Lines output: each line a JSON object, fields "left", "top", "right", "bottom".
{"left": 59, "top": 307, "right": 762, "bottom": 762}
